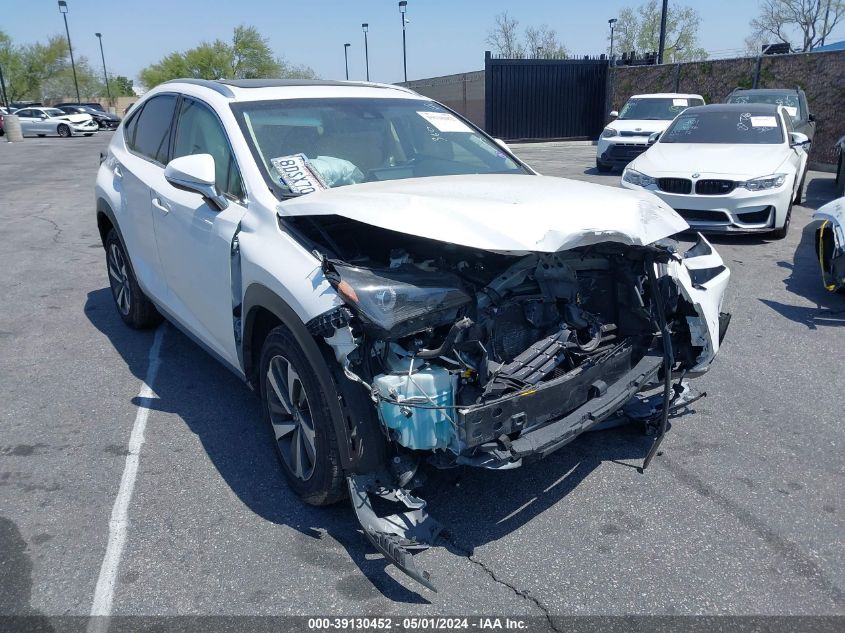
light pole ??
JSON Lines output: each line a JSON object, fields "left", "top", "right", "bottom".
{"left": 608, "top": 18, "right": 617, "bottom": 64}
{"left": 95, "top": 33, "right": 111, "bottom": 100}
{"left": 657, "top": 0, "right": 668, "bottom": 63}
{"left": 58, "top": 1, "right": 81, "bottom": 103}
{"left": 399, "top": 1, "right": 408, "bottom": 82}
{"left": 344, "top": 43, "right": 351, "bottom": 80}
{"left": 362, "top": 23, "right": 369, "bottom": 81}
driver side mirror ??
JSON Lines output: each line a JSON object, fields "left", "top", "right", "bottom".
{"left": 789, "top": 132, "right": 810, "bottom": 148}
{"left": 493, "top": 138, "right": 512, "bottom": 153}
{"left": 609, "top": 110, "right": 619, "bottom": 118}
{"left": 647, "top": 131, "right": 661, "bottom": 145}
{"left": 164, "top": 154, "right": 228, "bottom": 211}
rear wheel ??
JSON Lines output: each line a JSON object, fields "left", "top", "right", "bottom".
{"left": 104, "top": 229, "right": 162, "bottom": 328}
{"left": 57, "top": 124, "right": 71, "bottom": 138}
{"left": 596, "top": 159, "right": 613, "bottom": 173}
{"left": 259, "top": 326, "right": 345, "bottom": 506}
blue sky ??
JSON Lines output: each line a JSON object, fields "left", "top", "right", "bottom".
{"left": 5, "top": 0, "right": 845, "bottom": 86}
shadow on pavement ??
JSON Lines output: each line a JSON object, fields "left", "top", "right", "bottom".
{"left": 760, "top": 222, "right": 845, "bottom": 329}
{"left": 85, "top": 287, "right": 674, "bottom": 602}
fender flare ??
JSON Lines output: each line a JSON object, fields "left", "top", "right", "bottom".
{"left": 242, "top": 284, "right": 386, "bottom": 473}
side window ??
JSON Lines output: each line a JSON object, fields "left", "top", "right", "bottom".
{"left": 172, "top": 97, "right": 244, "bottom": 200}
{"left": 132, "top": 95, "right": 177, "bottom": 164}
{"left": 16, "top": 109, "right": 32, "bottom": 118}
{"left": 123, "top": 105, "right": 143, "bottom": 149}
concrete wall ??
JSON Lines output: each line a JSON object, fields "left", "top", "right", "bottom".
{"left": 609, "top": 49, "right": 845, "bottom": 165}
{"left": 400, "top": 71, "right": 486, "bottom": 129}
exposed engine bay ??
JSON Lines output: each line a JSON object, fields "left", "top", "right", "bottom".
{"left": 287, "top": 214, "right": 729, "bottom": 592}
{"left": 294, "top": 215, "right": 710, "bottom": 460}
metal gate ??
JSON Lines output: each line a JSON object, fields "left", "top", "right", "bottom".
{"left": 484, "top": 52, "right": 608, "bottom": 140}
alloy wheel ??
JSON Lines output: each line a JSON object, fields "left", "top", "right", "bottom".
{"left": 108, "top": 243, "right": 131, "bottom": 316}
{"left": 266, "top": 355, "right": 317, "bottom": 481}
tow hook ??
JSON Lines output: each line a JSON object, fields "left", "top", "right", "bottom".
{"left": 347, "top": 474, "right": 442, "bottom": 592}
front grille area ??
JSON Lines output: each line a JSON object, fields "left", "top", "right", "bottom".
{"left": 619, "top": 130, "right": 650, "bottom": 137}
{"left": 736, "top": 207, "right": 772, "bottom": 224}
{"left": 658, "top": 178, "right": 692, "bottom": 194}
{"left": 603, "top": 143, "right": 648, "bottom": 162}
{"left": 695, "top": 179, "right": 736, "bottom": 195}
{"left": 676, "top": 209, "right": 729, "bottom": 223}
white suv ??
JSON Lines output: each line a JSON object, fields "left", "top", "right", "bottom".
{"left": 95, "top": 79, "right": 730, "bottom": 590}
{"left": 596, "top": 93, "right": 704, "bottom": 172}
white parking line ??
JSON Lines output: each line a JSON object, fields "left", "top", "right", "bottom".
{"left": 87, "top": 326, "right": 165, "bottom": 630}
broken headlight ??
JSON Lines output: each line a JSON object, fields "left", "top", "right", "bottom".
{"left": 330, "top": 264, "right": 472, "bottom": 337}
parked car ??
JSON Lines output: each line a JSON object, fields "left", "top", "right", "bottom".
{"left": 54, "top": 101, "right": 106, "bottom": 113}
{"left": 58, "top": 104, "right": 120, "bottom": 130}
{"left": 726, "top": 87, "right": 815, "bottom": 143}
{"left": 0, "top": 106, "right": 8, "bottom": 136}
{"left": 96, "top": 78, "right": 730, "bottom": 590}
{"left": 814, "top": 197, "right": 845, "bottom": 292}
{"left": 596, "top": 93, "right": 705, "bottom": 172}
{"left": 620, "top": 103, "right": 808, "bottom": 239}
{"left": 14, "top": 106, "right": 99, "bottom": 137}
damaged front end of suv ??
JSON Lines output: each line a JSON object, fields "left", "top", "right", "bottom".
{"left": 280, "top": 180, "right": 731, "bottom": 592}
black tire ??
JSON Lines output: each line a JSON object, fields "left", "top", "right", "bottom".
{"left": 104, "top": 229, "right": 162, "bottom": 329}
{"left": 771, "top": 200, "right": 792, "bottom": 240}
{"left": 259, "top": 325, "right": 345, "bottom": 506}
{"left": 596, "top": 159, "right": 613, "bottom": 173}
{"left": 57, "top": 124, "right": 71, "bottom": 138}
{"left": 794, "top": 169, "right": 806, "bottom": 205}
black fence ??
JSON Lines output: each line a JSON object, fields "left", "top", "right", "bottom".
{"left": 484, "top": 51, "right": 608, "bottom": 140}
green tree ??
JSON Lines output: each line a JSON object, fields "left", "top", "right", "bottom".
{"left": 108, "top": 75, "right": 135, "bottom": 97}
{"left": 614, "top": 1, "right": 707, "bottom": 62}
{"left": 139, "top": 24, "right": 316, "bottom": 89}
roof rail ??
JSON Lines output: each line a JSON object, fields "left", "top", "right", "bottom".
{"left": 161, "top": 78, "right": 235, "bottom": 98}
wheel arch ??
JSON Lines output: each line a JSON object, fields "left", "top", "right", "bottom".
{"left": 242, "top": 283, "right": 386, "bottom": 473}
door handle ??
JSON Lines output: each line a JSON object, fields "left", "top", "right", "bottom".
{"left": 152, "top": 197, "right": 171, "bottom": 214}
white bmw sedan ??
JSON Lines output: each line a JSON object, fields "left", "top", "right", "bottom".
{"left": 14, "top": 106, "right": 99, "bottom": 137}
{"left": 620, "top": 103, "right": 809, "bottom": 239}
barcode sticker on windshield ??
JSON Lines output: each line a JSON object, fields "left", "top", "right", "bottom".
{"left": 416, "top": 111, "right": 473, "bottom": 133}
{"left": 750, "top": 116, "right": 778, "bottom": 128}
{"left": 271, "top": 154, "right": 327, "bottom": 195}
{"left": 672, "top": 98, "right": 688, "bottom": 106}
{"left": 783, "top": 106, "right": 798, "bottom": 117}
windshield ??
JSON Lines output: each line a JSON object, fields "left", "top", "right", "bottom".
{"left": 45, "top": 108, "right": 65, "bottom": 117}
{"left": 618, "top": 97, "right": 698, "bottom": 120}
{"left": 661, "top": 110, "right": 784, "bottom": 144}
{"left": 232, "top": 98, "right": 526, "bottom": 197}
{"left": 727, "top": 92, "right": 800, "bottom": 121}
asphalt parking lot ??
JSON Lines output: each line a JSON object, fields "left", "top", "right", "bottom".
{"left": 1, "top": 133, "right": 844, "bottom": 622}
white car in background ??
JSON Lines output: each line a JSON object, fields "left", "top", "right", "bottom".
{"left": 13, "top": 106, "right": 99, "bottom": 137}
{"left": 620, "top": 103, "right": 809, "bottom": 239}
{"left": 596, "top": 93, "right": 704, "bottom": 172}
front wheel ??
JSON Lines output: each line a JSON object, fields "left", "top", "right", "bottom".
{"left": 57, "top": 124, "right": 71, "bottom": 138}
{"left": 259, "top": 326, "right": 345, "bottom": 506}
{"left": 596, "top": 159, "right": 613, "bottom": 173}
{"left": 104, "top": 229, "right": 162, "bottom": 328}
{"left": 771, "top": 201, "right": 792, "bottom": 240}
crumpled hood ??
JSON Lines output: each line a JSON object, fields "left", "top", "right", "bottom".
{"left": 632, "top": 143, "right": 789, "bottom": 178}
{"left": 278, "top": 174, "right": 688, "bottom": 254}
{"left": 56, "top": 113, "right": 92, "bottom": 124}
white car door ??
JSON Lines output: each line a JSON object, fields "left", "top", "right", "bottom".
{"left": 151, "top": 96, "right": 246, "bottom": 368}
{"left": 110, "top": 94, "right": 178, "bottom": 303}
{"left": 15, "top": 109, "right": 37, "bottom": 135}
